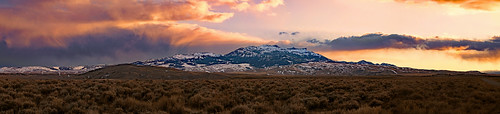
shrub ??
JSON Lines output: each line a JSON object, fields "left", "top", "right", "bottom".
{"left": 341, "top": 100, "right": 360, "bottom": 110}
{"left": 251, "top": 103, "right": 271, "bottom": 114}
{"left": 369, "top": 99, "right": 383, "bottom": 107}
{"left": 0, "top": 76, "right": 499, "bottom": 113}
{"left": 155, "top": 96, "right": 186, "bottom": 113}
{"left": 230, "top": 105, "right": 254, "bottom": 114}
{"left": 206, "top": 103, "right": 224, "bottom": 113}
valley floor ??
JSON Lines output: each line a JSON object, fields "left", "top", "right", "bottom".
{"left": 0, "top": 75, "right": 499, "bottom": 113}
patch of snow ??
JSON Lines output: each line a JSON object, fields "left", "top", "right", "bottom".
{"left": 173, "top": 52, "right": 221, "bottom": 60}
{"left": 181, "top": 63, "right": 196, "bottom": 68}
{"left": 73, "top": 66, "right": 85, "bottom": 70}
{"left": 184, "top": 63, "right": 254, "bottom": 72}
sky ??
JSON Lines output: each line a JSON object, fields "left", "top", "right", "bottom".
{"left": 0, "top": 0, "right": 499, "bottom": 72}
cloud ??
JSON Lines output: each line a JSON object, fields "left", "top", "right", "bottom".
{"left": 215, "top": 0, "right": 284, "bottom": 12}
{"left": 310, "top": 33, "right": 425, "bottom": 50}
{"left": 483, "top": 70, "right": 500, "bottom": 74}
{"left": 309, "top": 33, "right": 500, "bottom": 61}
{"left": 255, "top": 0, "right": 284, "bottom": 12}
{"left": 0, "top": 0, "right": 239, "bottom": 47}
{"left": 395, "top": 0, "right": 500, "bottom": 10}
{"left": 492, "top": 36, "right": 500, "bottom": 42}
{"left": 0, "top": 23, "right": 270, "bottom": 67}
{"left": 0, "top": 0, "right": 285, "bottom": 48}
{"left": 0, "top": 0, "right": 284, "bottom": 66}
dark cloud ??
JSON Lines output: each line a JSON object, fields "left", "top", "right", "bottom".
{"left": 459, "top": 51, "right": 500, "bottom": 61}
{"left": 279, "top": 31, "right": 300, "bottom": 35}
{"left": 0, "top": 24, "right": 267, "bottom": 67}
{"left": 279, "top": 32, "right": 288, "bottom": 35}
{"left": 0, "top": 27, "right": 168, "bottom": 67}
{"left": 492, "top": 36, "right": 500, "bottom": 42}
{"left": 0, "top": 0, "right": 238, "bottom": 48}
{"left": 310, "top": 33, "right": 500, "bottom": 61}
{"left": 0, "top": 0, "right": 284, "bottom": 67}
{"left": 424, "top": 39, "right": 500, "bottom": 51}
{"left": 483, "top": 70, "right": 500, "bottom": 74}
{"left": 312, "top": 33, "right": 424, "bottom": 50}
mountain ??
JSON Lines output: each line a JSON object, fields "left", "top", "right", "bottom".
{"left": 130, "top": 45, "right": 412, "bottom": 75}
{"left": 332, "top": 60, "right": 396, "bottom": 67}
{"left": 0, "top": 65, "right": 103, "bottom": 74}
{"left": 133, "top": 45, "right": 332, "bottom": 68}
{"left": 132, "top": 45, "right": 484, "bottom": 76}
{"left": 1, "top": 45, "right": 484, "bottom": 76}
{"left": 77, "top": 64, "right": 232, "bottom": 80}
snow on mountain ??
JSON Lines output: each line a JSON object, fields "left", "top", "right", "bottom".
{"left": 0, "top": 66, "right": 56, "bottom": 74}
{"left": 225, "top": 45, "right": 322, "bottom": 57}
{"left": 219, "top": 45, "right": 331, "bottom": 68}
{"left": 172, "top": 52, "right": 221, "bottom": 60}
{"left": 0, "top": 65, "right": 104, "bottom": 74}
{"left": 184, "top": 63, "right": 254, "bottom": 73}
{"left": 134, "top": 45, "right": 332, "bottom": 68}
{"left": 1, "top": 45, "right": 406, "bottom": 75}
{"left": 128, "top": 45, "right": 410, "bottom": 75}
{"left": 136, "top": 52, "right": 223, "bottom": 67}
{"left": 261, "top": 62, "right": 398, "bottom": 76}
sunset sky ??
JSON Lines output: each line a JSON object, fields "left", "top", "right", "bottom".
{"left": 0, "top": 0, "right": 499, "bottom": 72}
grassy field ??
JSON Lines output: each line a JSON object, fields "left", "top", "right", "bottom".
{"left": 0, "top": 76, "right": 499, "bottom": 113}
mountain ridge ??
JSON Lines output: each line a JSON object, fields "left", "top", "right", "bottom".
{"left": 133, "top": 45, "right": 395, "bottom": 69}
{"left": 0, "top": 45, "right": 486, "bottom": 76}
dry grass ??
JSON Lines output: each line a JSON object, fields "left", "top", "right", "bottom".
{"left": 0, "top": 76, "right": 499, "bottom": 113}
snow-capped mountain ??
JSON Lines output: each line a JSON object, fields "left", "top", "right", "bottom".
{"left": 0, "top": 65, "right": 103, "bottom": 74}
{"left": 0, "top": 45, "right": 483, "bottom": 76}
{"left": 132, "top": 45, "right": 402, "bottom": 74}
{"left": 261, "top": 62, "right": 402, "bottom": 76}
{"left": 223, "top": 45, "right": 331, "bottom": 67}
{"left": 134, "top": 45, "right": 333, "bottom": 68}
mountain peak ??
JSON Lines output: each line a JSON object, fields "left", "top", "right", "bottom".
{"left": 226, "top": 45, "right": 322, "bottom": 58}
{"left": 135, "top": 45, "right": 332, "bottom": 68}
{"left": 224, "top": 45, "right": 331, "bottom": 67}
{"left": 133, "top": 45, "right": 397, "bottom": 70}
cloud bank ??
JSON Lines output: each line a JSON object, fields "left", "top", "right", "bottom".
{"left": 0, "top": 23, "right": 271, "bottom": 66}
{"left": 395, "top": 0, "right": 500, "bottom": 10}
{"left": 309, "top": 33, "right": 500, "bottom": 61}
{"left": 0, "top": 0, "right": 285, "bottom": 66}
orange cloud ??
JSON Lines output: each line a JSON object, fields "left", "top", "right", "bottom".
{"left": 206, "top": 0, "right": 284, "bottom": 12}
{"left": 0, "top": 0, "right": 284, "bottom": 48}
{"left": 0, "top": 22, "right": 280, "bottom": 67}
{"left": 0, "top": 0, "right": 287, "bottom": 66}
{"left": 395, "top": 0, "right": 500, "bottom": 10}
{"left": 307, "top": 33, "right": 500, "bottom": 62}
{"left": 317, "top": 48, "right": 500, "bottom": 71}
{"left": 255, "top": 0, "right": 285, "bottom": 12}
{"left": 459, "top": 50, "right": 500, "bottom": 61}
{"left": 121, "top": 22, "right": 268, "bottom": 47}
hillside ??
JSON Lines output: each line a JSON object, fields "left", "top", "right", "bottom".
{"left": 77, "top": 64, "right": 231, "bottom": 80}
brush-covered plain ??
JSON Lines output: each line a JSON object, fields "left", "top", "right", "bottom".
{"left": 0, "top": 76, "right": 499, "bottom": 113}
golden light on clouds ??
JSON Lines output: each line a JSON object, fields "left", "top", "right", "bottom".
{"left": 0, "top": 0, "right": 499, "bottom": 71}
{"left": 394, "top": 0, "right": 500, "bottom": 11}
{"left": 318, "top": 49, "right": 500, "bottom": 71}
{"left": 119, "top": 22, "right": 270, "bottom": 46}
{"left": 0, "top": 0, "right": 285, "bottom": 48}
